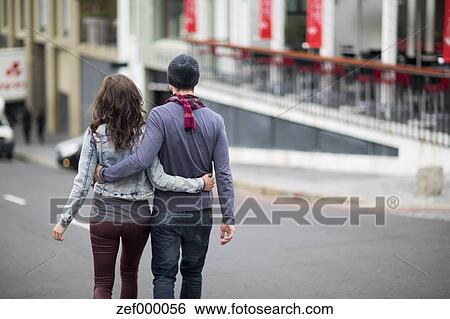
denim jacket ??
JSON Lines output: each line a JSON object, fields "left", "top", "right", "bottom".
{"left": 59, "top": 124, "right": 204, "bottom": 228}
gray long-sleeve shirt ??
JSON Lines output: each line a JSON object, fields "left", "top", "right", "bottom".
{"left": 101, "top": 101, "right": 235, "bottom": 223}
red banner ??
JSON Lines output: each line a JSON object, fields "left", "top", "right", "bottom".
{"left": 444, "top": 0, "right": 450, "bottom": 63}
{"left": 306, "top": 0, "right": 322, "bottom": 48}
{"left": 184, "top": 0, "right": 196, "bottom": 33}
{"left": 259, "top": 0, "right": 272, "bottom": 40}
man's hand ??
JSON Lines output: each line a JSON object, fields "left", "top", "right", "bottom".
{"left": 202, "top": 173, "right": 215, "bottom": 191}
{"left": 220, "top": 224, "right": 235, "bottom": 245}
{"left": 52, "top": 224, "right": 65, "bottom": 241}
{"left": 95, "top": 164, "right": 104, "bottom": 184}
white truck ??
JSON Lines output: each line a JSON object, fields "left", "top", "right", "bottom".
{"left": 0, "top": 96, "right": 14, "bottom": 159}
{"left": 0, "top": 47, "right": 27, "bottom": 102}
{"left": 0, "top": 47, "right": 25, "bottom": 159}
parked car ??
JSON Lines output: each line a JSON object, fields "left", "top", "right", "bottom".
{"left": 0, "top": 114, "right": 14, "bottom": 160}
{"left": 55, "top": 135, "right": 83, "bottom": 170}
{"left": 0, "top": 97, "right": 14, "bottom": 159}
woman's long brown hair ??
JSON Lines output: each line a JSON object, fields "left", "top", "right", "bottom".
{"left": 90, "top": 74, "right": 145, "bottom": 151}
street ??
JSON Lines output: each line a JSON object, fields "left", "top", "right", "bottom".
{"left": 0, "top": 160, "right": 449, "bottom": 299}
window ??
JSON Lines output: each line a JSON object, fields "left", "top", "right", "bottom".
{"left": 63, "top": 0, "right": 70, "bottom": 36}
{"left": 20, "top": 0, "right": 26, "bottom": 29}
{"left": 80, "top": 0, "right": 117, "bottom": 46}
{"left": 166, "top": 0, "right": 184, "bottom": 38}
{"left": 130, "top": 0, "right": 137, "bottom": 35}
{"left": 2, "top": 0, "right": 8, "bottom": 27}
{"left": 285, "top": 0, "right": 307, "bottom": 50}
{"left": 155, "top": 0, "right": 184, "bottom": 39}
{"left": 39, "top": 0, "right": 48, "bottom": 32}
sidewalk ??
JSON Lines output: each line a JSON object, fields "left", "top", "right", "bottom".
{"left": 231, "top": 164, "right": 450, "bottom": 211}
{"left": 12, "top": 131, "right": 450, "bottom": 214}
{"left": 12, "top": 128, "right": 66, "bottom": 170}
{"left": 14, "top": 142, "right": 59, "bottom": 170}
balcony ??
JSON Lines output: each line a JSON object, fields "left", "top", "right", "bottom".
{"left": 187, "top": 39, "right": 450, "bottom": 147}
{"left": 80, "top": 0, "right": 117, "bottom": 47}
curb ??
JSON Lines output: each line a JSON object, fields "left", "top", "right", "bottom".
{"left": 233, "top": 178, "right": 322, "bottom": 201}
{"left": 14, "top": 151, "right": 60, "bottom": 171}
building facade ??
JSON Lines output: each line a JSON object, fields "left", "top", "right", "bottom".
{"left": 1, "top": 0, "right": 449, "bottom": 175}
{"left": 127, "top": 0, "right": 450, "bottom": 175}
{"left": 0, "top": 0, "right": 126, "bottom": 136}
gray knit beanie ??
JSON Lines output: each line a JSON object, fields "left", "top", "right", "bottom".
{"left": 167, "top": 54, "right": 200, "bottom": 89}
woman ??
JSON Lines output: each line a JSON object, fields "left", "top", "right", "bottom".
{"left": 52, "top": 74, "right": 214, "bottom": 299}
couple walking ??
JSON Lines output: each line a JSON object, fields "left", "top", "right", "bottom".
{"left": 52, "top": 54, "right": 235, "bottom": 299}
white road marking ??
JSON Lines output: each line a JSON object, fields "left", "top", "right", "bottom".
{"left": 2, "top": 194, "right": 27, "bottom": 206}
{"left": 72, "top": 220, "right": 89, "bottom": 231}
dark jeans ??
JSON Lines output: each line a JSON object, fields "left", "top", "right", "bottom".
{"left": 90, "top": 222, "right": 150, "bottom": 299}
{"left": 150, "top": 209, "right": 212, "bottom": 299}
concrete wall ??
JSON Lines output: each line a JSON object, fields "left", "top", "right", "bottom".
{"left": 55, "top": 50, "right": 81, "bottom": 136}
{"left": 117, "top": 0, "right": 145, "bottom": 95}
{"left": 205, "top": 99, "right": 397, "bottom": 156}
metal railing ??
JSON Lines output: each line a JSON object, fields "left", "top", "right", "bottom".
{"left": 81, "top": 16, "right": 117, "bottom": 46}
{"left": 187, "top": 39, "right": 450, "bottom": 147}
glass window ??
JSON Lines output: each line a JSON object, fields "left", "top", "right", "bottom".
{"left": 160, "top": 0, "right": 184, "bottom": 39}
{"left": 39, "top": 0, "right": 48, "bottom": 32}
{"left": 20, "top": 0, "right": 25, "bottom": 29}
{"left": 80, "top": 0, "right": 117, "bottom": 46}
{"left": 2, "top": 0, "right": 8, "bottom": 27}
{"left": 63, "top": 0, "right": 70, "bottom": 36}
{"left": 285, "top": 0, "right": 307, "bottom": 50}
{"left": 130, "top": 0, "right": 137, "bottom": 35}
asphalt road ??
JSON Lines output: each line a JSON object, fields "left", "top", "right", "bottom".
{"left": 0, "top": 160, "right": 449, "bottom": 298}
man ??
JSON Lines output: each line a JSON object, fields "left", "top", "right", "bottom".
{"left": 96, "top": 54, "right": 235, "bottom": 299}
{"left": 37, "top": 109, "right": 46, "bottom": 144}
{"left": 22, "top": 108, "right": 32, "bottom": 144}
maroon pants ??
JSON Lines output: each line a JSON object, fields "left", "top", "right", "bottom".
{"left": 89, "top": 222, "right": 150, "bottom": 299}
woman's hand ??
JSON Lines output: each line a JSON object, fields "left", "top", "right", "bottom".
{"left": 202, "top": 173, "right": 216, "bottom": 191}
{"left": 52, "top": 224, "right": 66, "bottom": 241}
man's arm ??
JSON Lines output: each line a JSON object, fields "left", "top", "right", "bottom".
{"left": 100, "top": 110, "right": 164, "bottom": 183}
{"left": 213, "top": 117, "right": 235, "bottom": 225}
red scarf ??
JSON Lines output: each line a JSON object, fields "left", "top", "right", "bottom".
{"left": 166, "top": 94, "right": 206, "bottom": 130}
